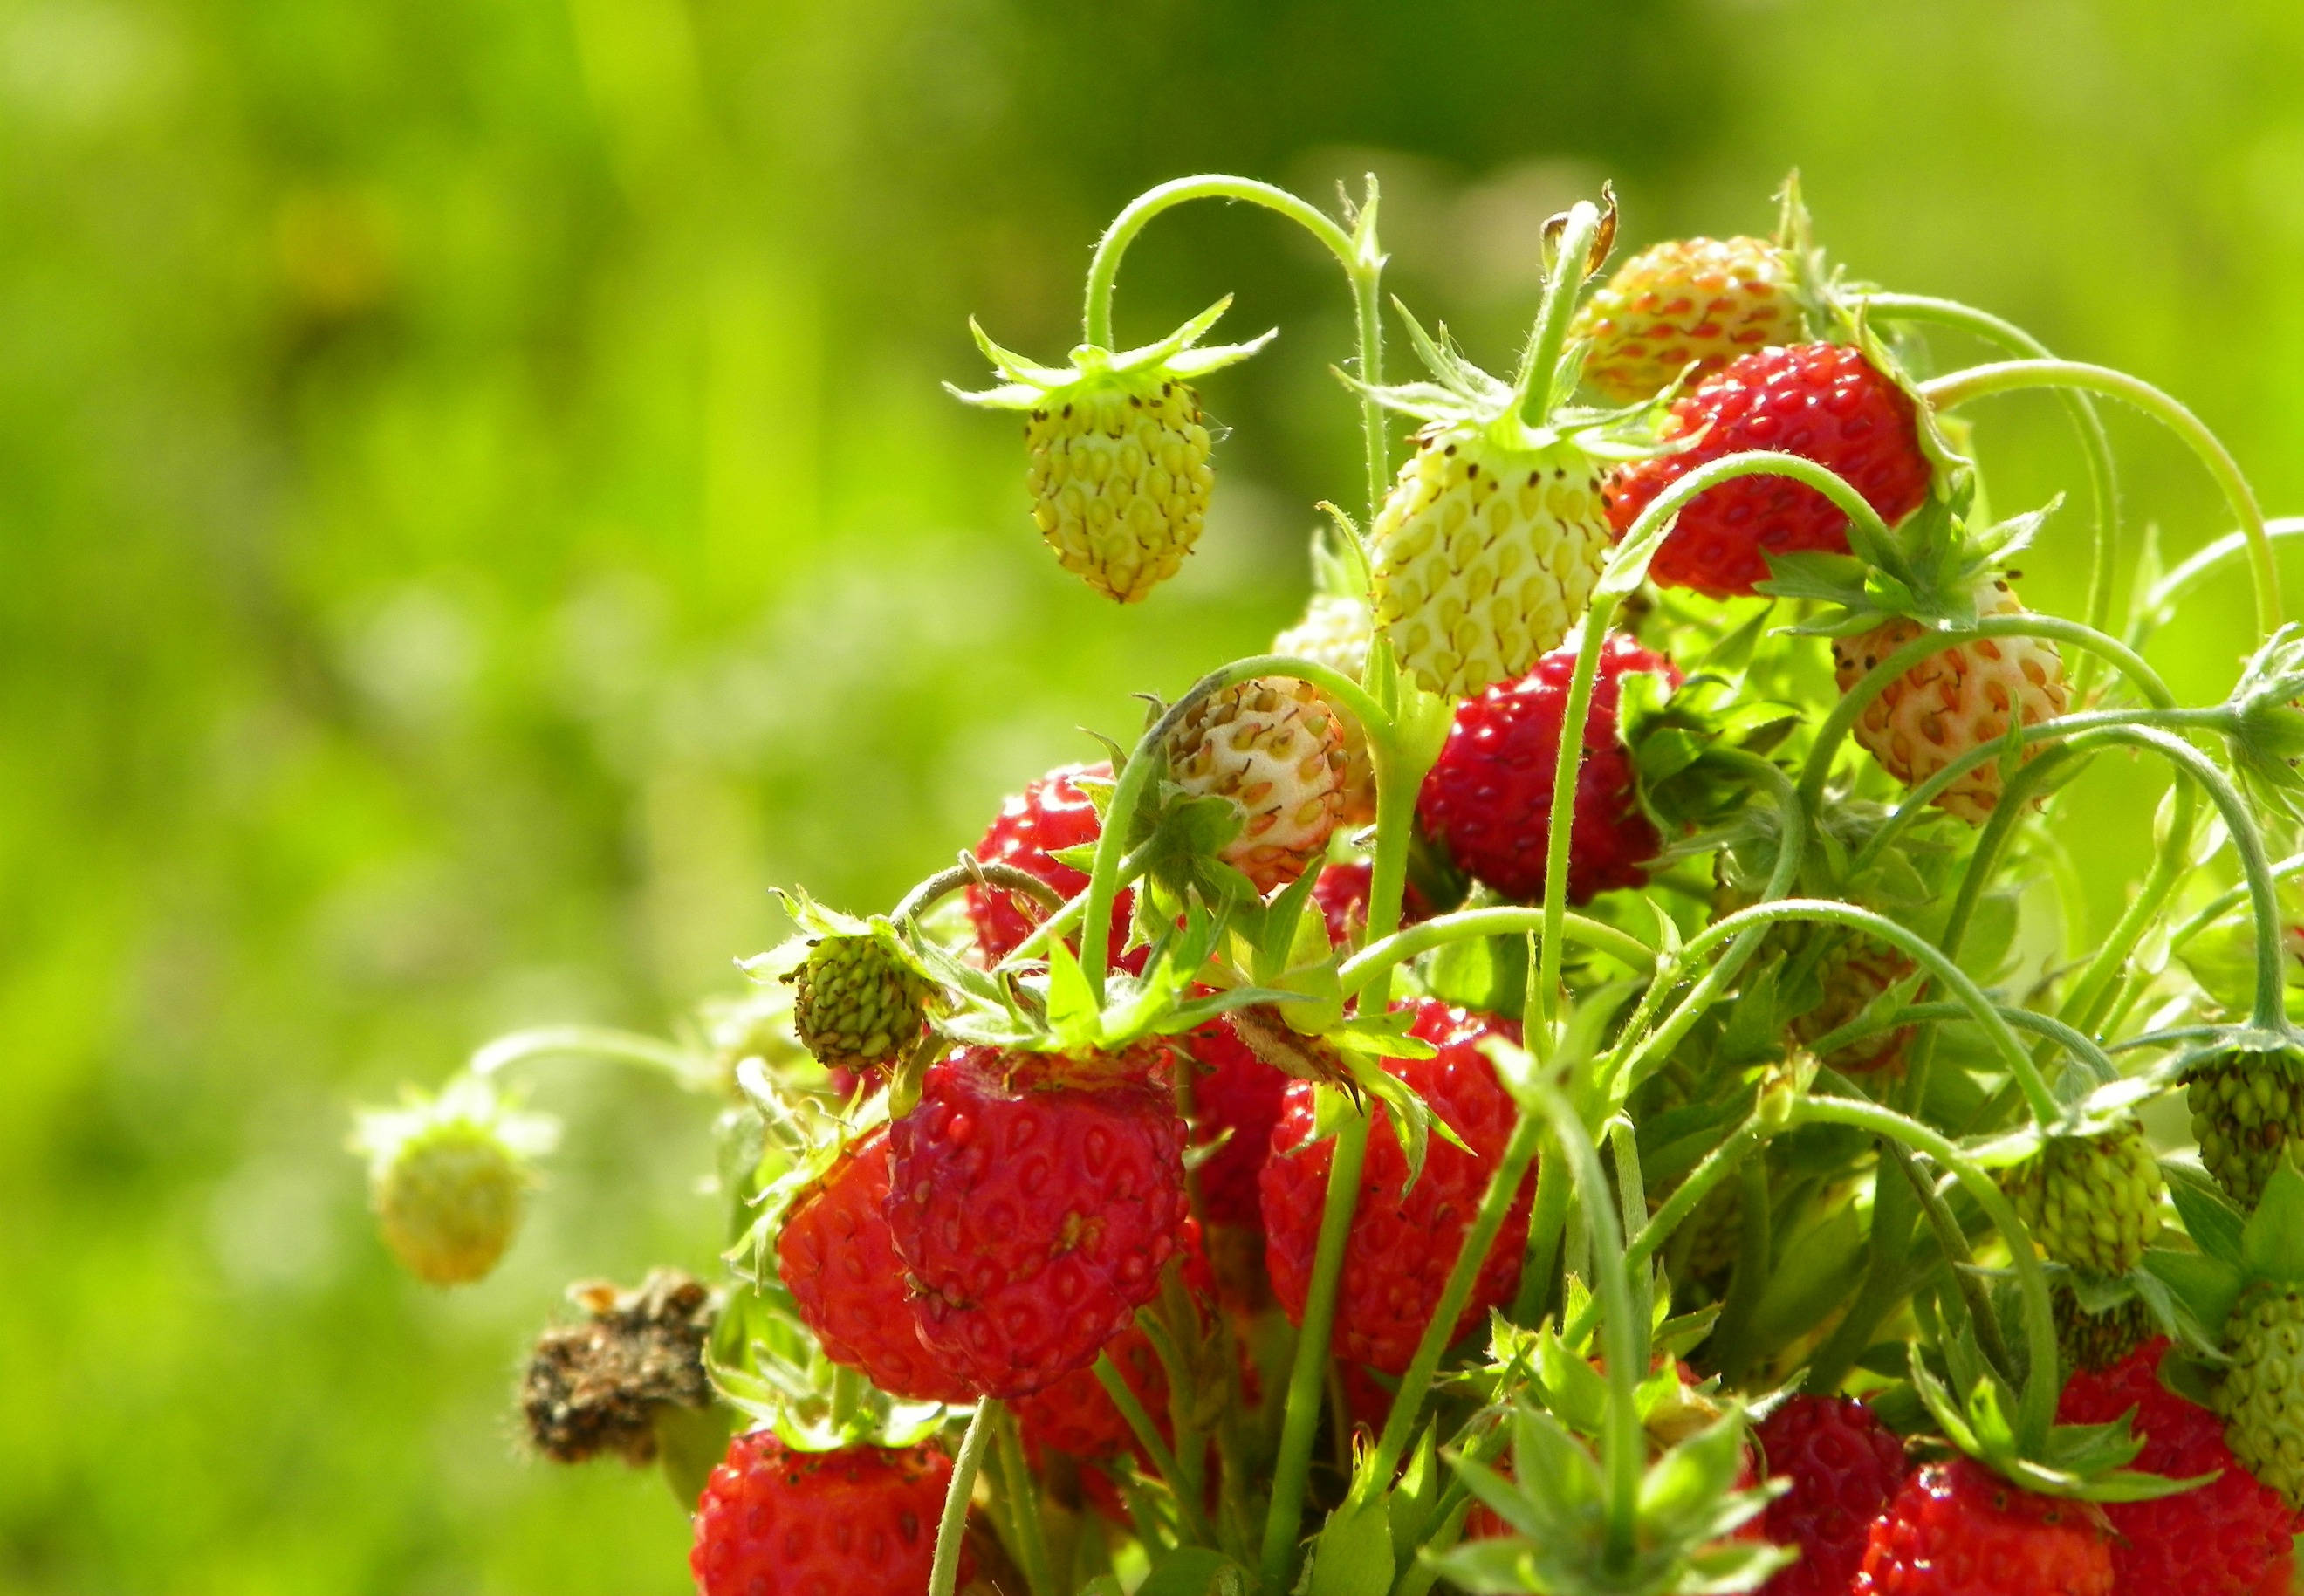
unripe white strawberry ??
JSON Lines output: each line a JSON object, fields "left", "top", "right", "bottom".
{"left": 1831, "top": 580, "right": 2068, "bottom": 825}
{"left": 1275, "top": 593, "right": 1376, "bottom": 823}
{"left": 1369, "top": 425, "right": 1613, "bottom": 700}
{"left": 352, "top": 1076, "right": 557, "bottom": 1286}
{"left": 952, "top": 298, "right": 1271, "bottom": 605}
{"left": 1168, "top": 675, "right": 1349, "bottom": 893}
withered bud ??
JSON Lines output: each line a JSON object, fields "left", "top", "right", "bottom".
{"left": 521, "top": 1269, "right": 717, "bottom": 1466}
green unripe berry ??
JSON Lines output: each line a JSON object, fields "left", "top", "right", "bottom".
{"left": 1999, "top": 1118, "right": 2164, "bottom": 1277}
{"left": 2221, "top": 1283, "right": 2304, "bottom": 1510}
{"left": 2185, "top": 1050, "right": 2304, "bottom": 1209}
{"left": 353, "top": 1077, "right": 555, "bottom": 1287}
{"left": 787, "top": 933, "right": 931, "bottom": 1074}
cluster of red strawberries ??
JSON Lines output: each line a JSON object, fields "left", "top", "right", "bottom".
{"left": 359, "top": 174, "right": 2304, "bottom": 1596}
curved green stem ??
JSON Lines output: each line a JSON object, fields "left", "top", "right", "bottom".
{"left": 1081, "top": 175, "right": 1389, "bottom": 519}
{"left": 2055, "top": 777, "right": 2203, "bottom": 1040}
{"left": 895, "top": 860, "right": 1065, "bottom": 925}
{"left": 1338, "top": 906, "right": 1657, "bottom": 996}
{"left": 1690, "top": 900, "right": 2061, "bottom": 1125}
{"left": 996, "top": 841, "right": 1157, "bottom": 968}
{"left": 1788, "top": 1096, "right": 2059, "bottom": 1449}
{"left": 1860, "top": 292, "right": 2120, "bottom": 655}
{"left": 1093, "top": 1353, "right": 1211, "bottom": 1546}
{"left": 1922, "top": 359, "right": 2280, "bottom": 634}
{"left": 2136, "top": 518, "right": 2304, "bottom": 646}
{"left": 1807, "top": 613, "right": 2183, "bottom": 822}
{"left": 2169, "top": 850, "right": 2304, "bottom": 956}
{"left": 468, "top": 1025, "right": 713, "bottom": 1093}
{"left": 1808, "top": 1000, "right": 2118, "bottom": 1085}
{"left": 1540, "top": 451, "right": 1876, "bottom": 1037}
{"left": 932, "top": 1400, "right": 1000, "bottom": 1596}
{"left": 1079, "top": 653, "right": 1391, "bottom": 1006}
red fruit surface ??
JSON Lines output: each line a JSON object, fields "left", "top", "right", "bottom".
{"left": 776, "top": 1129, "right": 977, "bottom": 1403}
{"left": 969, "top": 762, "right": 1132, "bottom": 964}
{"left": 1853, "top": 1456, "right": 2111, "bottom": 1595}
{"left": 2056, "top": 1338, "right": 2297, "bottom": 1595}
{"left": 1184, "top": 1017, "right": 1286, "bottom": 1229}
{"left": 1012, "top": 1222, "right": 1214, "bottom": 1464}
{"left": 1756, "top": 1394, "right": 1910, "bottom": 1596}
{"left": 884, "top": 1049, "right": 1189, "bottom": 1398}
{"left": 690, "top": 1431, "right": 963, "bottom": 1596}
{"left": 1312, "top": 860, "right": 1431, "bottom": 948}
{"left": 1260, "top": 1000, "right": 1534, "bottom": 1373}
{"left": 1606, "top": 342, "right": 1932, "bottom": 599}
{"left": 1416, "top": 634, "right": 1678, "bottom": 905}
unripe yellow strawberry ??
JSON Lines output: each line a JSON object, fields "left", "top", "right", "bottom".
{"left": 1168, "top": 675, "right": 1348, "bottom": 893}
{"left": 1369, "top": 426, "right": 1613, "bottom": 700}
{"left": 1572, "top": 236, "right": 1802, "bottom": 404}
{"left": 1275, "top": 593, "right": 1375, "bottom": 823}
{"left": 1831, "top": 581, "right": 2067, "bottom": 825}
{"left": 352, "top": 1077, "right": 557, "bottom": 1287}
{"left": 1023, "top": 375, "right": 1212, "bottom": 601}
{"left": 952, "top": 297, "right": 1271, "bottom": 605}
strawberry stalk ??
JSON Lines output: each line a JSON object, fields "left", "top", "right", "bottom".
{"left": 2131, "top": 515, "right": 2304, "bottom": 647}
{"left": 1506, "top": 198, "right": 1606, "bottom": 427}
{"left": 1923, "top": 358, "right": 2283, "bottom": 634}
{"left": 1336, "top": 905, "right": 1659, "bottom": 997}
{"left": 931, "top": 1399, "right": 1000, "bottom": 1596}
{"left": 1539, "top": 449, "right": 1880, "bottom": 1039}
{"left": 1861, "top": 291, "right": 2121, "bottom": 665}
{"left": 990, "top": 1406, "right": 1056, "bottom": 1596}
{"left": 468, "top": 1024, "right": 720, "bottom": 1094}
{"left": 1356, "top": 1107, "right": 1546, "bottom": 1490}
{"left": 1786, "top": 1095, "right": 2061, "bottom": 1451}
{"left": 1080, "top": 175, "right": 1392, "bottom": 522}
{"left": 1092, "top": 1351, "right": 1213, "bottom": 1546}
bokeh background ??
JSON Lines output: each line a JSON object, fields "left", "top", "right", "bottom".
{"left": 7, "top": 0, "right": 2304, "bottom": 1588}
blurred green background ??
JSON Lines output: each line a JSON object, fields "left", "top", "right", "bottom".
{"left": 6, "top": 0, "right": 2304, "bottom": 1587}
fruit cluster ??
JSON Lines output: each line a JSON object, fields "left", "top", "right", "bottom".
{"left": 355, "top": 173, "right": 2304, "bottom": 1596}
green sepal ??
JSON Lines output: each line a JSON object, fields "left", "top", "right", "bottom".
{"left": 2225, "top": 625, "right": 2304, "bottom": 819}
{"left": 2242, "top": 1162, "right": 2304, "bottom": 1284}
{"left": 1304, "top": 1491, "right": 1394, "bottom": 1596}
{"left": 1129, "top": 1549, "right": 1254, "bottom": 1596}
{"left": 947, "top": 295, "right": 1275, "bottom": 410}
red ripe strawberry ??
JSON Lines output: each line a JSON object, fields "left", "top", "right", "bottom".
{"left": 1416, "top": 634, "right": 1678, "bottom": 905}
{"left": 1853, "top": 1456, "right": 2111, "bottom": 1594}
{"left": 690, "top": 1431, "right": 965, "bottom": 1595}
{"left": 1259, "top": 1000, "right": 1534, "bottom": 1373}
{"left": 884, "top": 1049, "right": 1190, "bottom": 1398}
{"left": 1606, "top": 342, "right": 1932, "bottom": 599}
{"left": 2056, "top": 1338, "right": 2298, "bottom": 1595}
{"left": 1756, "top": 1395, "right": 1910, "bottom": 1596}
{"left": 1012, "top": 1223, "right": 1214, "bottom": 1464}
{"left": 969, "top": 762, "right": 1131, "bottom": 964}
{"left": 1311, "top": 860, "right": 1431, "bottom": 949}
{"left": 776, "top": 1128, "right": 977, "bottom": 1404}
{"left": 1183, "top": 1017, "right": 1286, "bottom": 1230}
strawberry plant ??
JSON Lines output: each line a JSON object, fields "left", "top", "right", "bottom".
{"left": 355, "top": 170, "right": 2304, "bottom": 1595}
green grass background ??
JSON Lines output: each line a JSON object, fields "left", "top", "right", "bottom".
{"left": 5, "top": 0, "right": 2303, "bottom": 1588}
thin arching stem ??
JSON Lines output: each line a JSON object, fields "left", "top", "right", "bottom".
{"left": 931, "top": 1401, "right": 1000, "bottom": 1596}
{"left": 1080, "top": 175, "right": 1389, "bottom": 520}
{"left": 1922, "top": 359, "right": 2280, "bottom": 634}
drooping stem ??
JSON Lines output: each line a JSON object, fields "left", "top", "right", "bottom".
{"left": 1805, "top": 1000, "right": 2119, "bottom": 1086}
{"left": 1922, "top": 359, "right": 2281, "bottom": 634}
{"left": 2135, "top": 518, "right": 2304, "bottom": 647}
{"left": 468, "top": 1025, "right": 715, "bottom": 1093}
{"left": 1080, "top": 175, "right": 1389, "bottom": 520}
{"left": 1788, "top": 1096, "right": 2060, "bottom": 1448}
{"left": 931, "top": 1400, "right": 1000, "bottom": 1596}
{"left": 1338, "top": 905, "right": 1658, "bottom": 997}
{"left": 893, "top": 859, "right": 1066, "bottom": 926}
{"left": 1859, "top": 292, "right": 2121, "bottom": 656}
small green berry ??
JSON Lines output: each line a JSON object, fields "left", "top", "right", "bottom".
{"left": 2000, "top": 1117, "right": 2163, "bottom": 1277}
{"left": 786, "top": 932, "right": 931, "bottom": 1074}
{"left": 353, "top": 1077, "right": 556, "bottom": 1286}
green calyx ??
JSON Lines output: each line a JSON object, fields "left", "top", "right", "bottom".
{"left": 1999, "top": 1117, "right": 2166, "bottom": 1277}
{"left": 947, "top": 294, "right": 1273, "bottom": 413}
{"left": 2218, "top": 1282, "right": 2304, "bottom": 1510}
{"left": 351, "top": 1075, "right": 558, "bottom": 1287}
{"left": 2223, "top": 625, "right": 2304, "bottom": 819}
{"left": 1351, "top": 295, "right": 1643, "bottom": 462}
{"left": 2052, "top": 1282, "right": 2157, "bottom": 1375}
{"left": 2183, "top": 1047, "right": 2304, "bottom": 1209}
{"left": 1758, "top": 480, "right": 2040, "bottom": 635}
{"left": 1436, "top": 1397, "right": 1789, "bottom": 1596}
